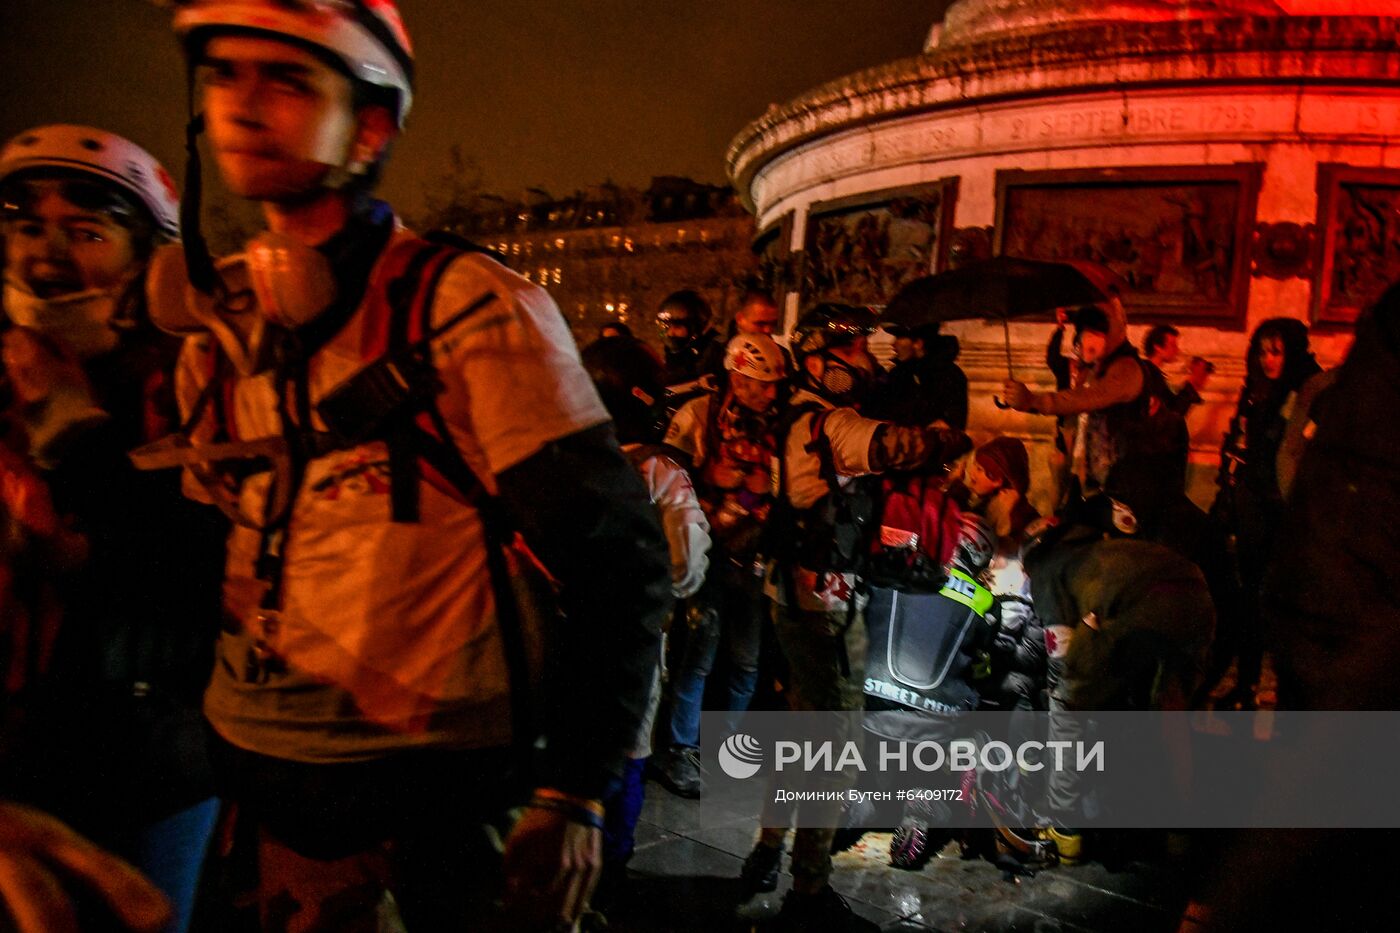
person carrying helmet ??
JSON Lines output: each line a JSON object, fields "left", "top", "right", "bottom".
{"left": 0, "top": 125, "right": 225, "bottom": 933}
{"left": 738, "top": 303, "right": 969, "bottom": 932}
{"left": 652, "top": 333, "right": 787, "bottom": 799}
{"left": 657, "top": 288, "right": 723, "bottom": 387}
{"left": 580, "top": 334, "right": 710, "bottom": 916}
{"left": 153, "top": 3, "right": 671, "bottom": 929}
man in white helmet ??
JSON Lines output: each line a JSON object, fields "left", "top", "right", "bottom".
{"left": 155, "top": 2, "right": 671, "bottom": 929}
{"left": 738, "top": 304, "right": 970, "bottom": 932}
{"left": 655, "top": 333, "right": 787, "bottom": 798}
{"left": 1, "top": 125, "right": 224, "bottom": 933}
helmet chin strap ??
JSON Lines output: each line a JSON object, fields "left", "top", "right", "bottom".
{"left": 182, "top": 57, "right": 219, "bottom": 296}
{"left": 320, "top": 148, "right": 373, "bottom": 193}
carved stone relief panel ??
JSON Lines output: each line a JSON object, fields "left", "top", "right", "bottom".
{"left": 1313, "top": 164, "right": 1400, "bottom": 325}
{"left": 995, "top": 165, "right": 1262, "bottom": 326}
{"left": 800, "top": 179, "right": 959, "bottom": 309}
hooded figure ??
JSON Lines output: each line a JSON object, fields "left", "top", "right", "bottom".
{"left": 1022, "top": 510, "right": 1215, "bottom": 713}
{"left": 1022, "top": 518, "right": 1214, "bottom": 837}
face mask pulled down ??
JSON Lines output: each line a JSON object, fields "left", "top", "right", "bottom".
{"left": 3, "top": 274, "right": 132, "bottom": 361}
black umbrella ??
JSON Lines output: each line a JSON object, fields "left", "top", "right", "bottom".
{"left": 884, "top": 257, "right": 1125, "bottom": 378}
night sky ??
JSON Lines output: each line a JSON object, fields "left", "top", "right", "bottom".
{"left": 1, "top": 0, "right": 952, "bottom": 216}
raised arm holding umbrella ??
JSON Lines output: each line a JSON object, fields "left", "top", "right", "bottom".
{"left": 884, "top": 258, "right": 1173, "bottom": 495}
{"left": 883, "top": 257, "right": 1124, "bottom": 408}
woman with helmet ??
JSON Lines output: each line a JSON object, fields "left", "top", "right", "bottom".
{"left": 158, "top": 3, "right": 672, "bottom": 930}
{"left": 1, "top": 125, "right": 182, "bottom": 442}
{"left": 0, "top": 125, "right": 224, "bottom": 933}
{"left": 654, "top": 333, "right": 787, "bottom": 800}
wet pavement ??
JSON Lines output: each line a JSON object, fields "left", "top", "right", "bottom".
{"left": 593, "top": 665, "right": 1277, "bottom": 931}
{"left": 606, "top": 774, "right": 1193, "bottom": 932}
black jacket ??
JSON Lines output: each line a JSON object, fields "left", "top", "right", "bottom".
{"left": 1, "top": 328, "right": 227, "bottom": 835}
{"left": 866, "top": 336, "right": 968, "bottom": 429}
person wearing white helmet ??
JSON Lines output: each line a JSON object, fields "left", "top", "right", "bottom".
{"left": 654, "top": 333, "right": 787, "bottom": 799}
{"left": 1, "top": 125, "right": 225, "bottom": 933}
{"left": 154, "top": 3, "right": 671, "bottom": 930}
{"left": 1, "top": 124, "right": 180, "bottom": 366}
{"left": 736, "top": 304, "right": 971, "bottom": 931}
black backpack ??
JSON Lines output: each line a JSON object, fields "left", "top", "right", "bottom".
{"left": 765, "top": 401, "right": 880, "bottom": 577}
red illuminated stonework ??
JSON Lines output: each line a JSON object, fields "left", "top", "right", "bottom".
{"left": 728, "top": 0, "right": 1400, "bottom": 509}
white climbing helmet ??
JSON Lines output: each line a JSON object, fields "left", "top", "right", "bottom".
{"left": 172, "top": 0, "right": 415, "bottom": 127}
{"left": 724, "top": 333, "right": 787, "bottom": 383}
{"left": 0, "top": 125, "right": 181, "bottom": 240}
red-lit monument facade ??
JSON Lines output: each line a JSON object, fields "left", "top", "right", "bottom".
{"left": 728, "top": 0, "right": 1399, "bottom": 506}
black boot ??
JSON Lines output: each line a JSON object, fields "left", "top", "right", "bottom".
{"left": 771, "top": 884, "right": 878, "bottom": 932}
{"left": 651, "top": 746, "right": 704, "bottom": 799}
{"left": 738, "top": 841, "right": 783, "bottom": 898}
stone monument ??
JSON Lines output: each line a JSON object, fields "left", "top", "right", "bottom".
{"left": 728, "top": 0, "right": 1400, "bottom": 508}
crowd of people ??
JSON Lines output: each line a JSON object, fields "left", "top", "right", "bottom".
{"left": 0, "top": 3, "right": 1391, "bottom": 933}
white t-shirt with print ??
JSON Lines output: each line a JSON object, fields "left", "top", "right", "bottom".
{"left": 176, "top": 225, "right": 609, "bottom": 763}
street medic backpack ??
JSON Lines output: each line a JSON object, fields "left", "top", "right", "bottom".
{"left": 866, "top": 474, "right": 963, "bottom": 593}
{"left": 158, "top": 235, "right": 544, "bottom": 755}
{"left": 863, "top": 566, "right": 996, "bottom": 715}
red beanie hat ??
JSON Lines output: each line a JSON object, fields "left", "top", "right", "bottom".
{"left": 975, "top": 437, "right": 1030, "bottom": 495}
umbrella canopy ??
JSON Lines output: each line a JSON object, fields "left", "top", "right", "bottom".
{"left": 883, "top": 257, "right": 1124, "bottom": 329}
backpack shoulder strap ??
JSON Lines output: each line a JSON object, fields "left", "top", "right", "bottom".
{"left": 388, "top": 241, "right": 537, "bottom": 762}
{"left": 798, "top": 404, "right": 846, "bottom": 497}
{"left": 384, "top": 239, "right": 458, "bottom": 522}
{"left": 365, "top": 236, "right": 503, "bottom": 526}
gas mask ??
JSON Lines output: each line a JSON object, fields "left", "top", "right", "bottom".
{"left": 147, "top": 231, "right": 337, "bottom": 376}
{"left": 812, "top": 349, "right": 875, "bottom": 405}
{"left": 3, "top": 272, "right": 131, "bottom": 361}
